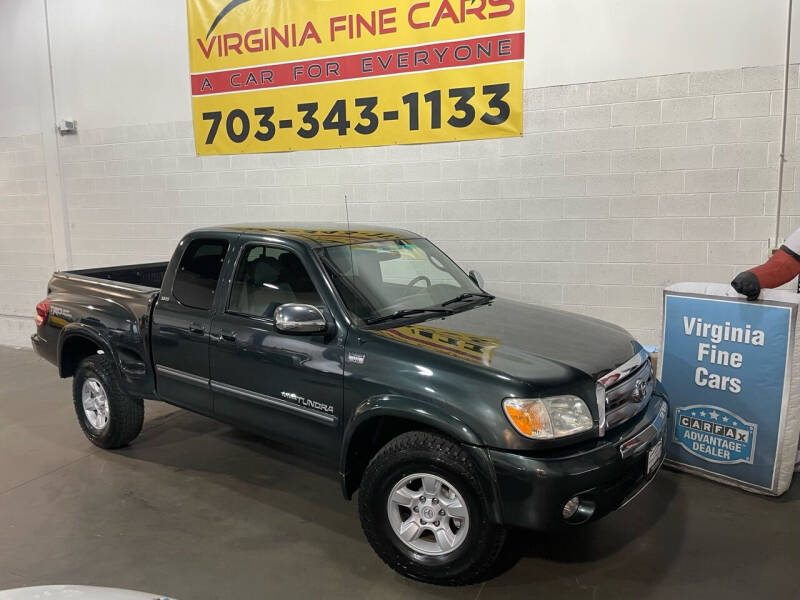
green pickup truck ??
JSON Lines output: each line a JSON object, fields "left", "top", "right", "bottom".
{"left": 32, "top": 224, "right": 668, "bottom": 585}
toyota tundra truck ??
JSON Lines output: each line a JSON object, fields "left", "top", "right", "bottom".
{"left": 31, "top": 224, "right": 669, "bottom": 585}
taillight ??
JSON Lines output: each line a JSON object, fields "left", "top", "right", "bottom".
{"left": 35, "top": 299, "right": 50, "bottom": 327}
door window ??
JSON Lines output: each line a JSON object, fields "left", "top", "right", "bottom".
{"left": 228, "top": 245, "right": 322, "bottom": 318}
{"left": 172, "top": 238, "right": 229, "bottom": 310}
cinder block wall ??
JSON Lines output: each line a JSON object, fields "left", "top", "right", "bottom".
{"left": 0, "top": 134, "right": 55, "bottom": 345}
{"left": 2, "top": 64, "right": 799, "bottom": 347}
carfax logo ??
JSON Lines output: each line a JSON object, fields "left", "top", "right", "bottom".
{"left": 673, "top": 405, "right": 757, "bottom": 465}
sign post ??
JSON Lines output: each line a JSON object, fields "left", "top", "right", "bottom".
{"left": 659, "top": 283, "right": 800, "bottom": 495}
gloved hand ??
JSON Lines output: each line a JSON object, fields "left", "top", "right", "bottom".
{"left": 731, "top": 271, "right": 761, "bottom": 301}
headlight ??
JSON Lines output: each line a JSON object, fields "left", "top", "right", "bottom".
{"left": 503, "top": 396, "right": 594, "bottom": 439}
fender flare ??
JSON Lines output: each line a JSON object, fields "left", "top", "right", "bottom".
{"left": 57, "top": 324, "right": 118, "bottom": 379}
{"left": 339, "top": 395, "right": 505, "bottom": 524}
{"left": 340, "top": 395, "right": 484, "bottom": 475}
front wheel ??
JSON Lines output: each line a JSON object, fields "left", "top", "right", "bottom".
{"left": 358, "top": 431, "right": 506, "bottom": 585}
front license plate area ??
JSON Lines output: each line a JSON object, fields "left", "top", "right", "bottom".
{"left": 647, "top": 439, "right": 664, "bottom": 476}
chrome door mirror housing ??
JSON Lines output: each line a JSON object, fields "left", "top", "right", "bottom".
{"left": 274, "top": 303, "right": 327, "bottom": 334}
{"left": 468, "top": 269, "right": 485, "bottom": 289}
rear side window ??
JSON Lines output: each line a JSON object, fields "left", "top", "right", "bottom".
{"left": 172, "top": 238, "right": 229, "bottom": 310}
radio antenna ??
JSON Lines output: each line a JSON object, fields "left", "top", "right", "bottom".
{"left": 344, "top": 192, "right": 356, "bottom": 281}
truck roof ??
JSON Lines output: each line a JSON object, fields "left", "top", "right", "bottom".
{"left": 195, "top": 223, "right": 421, "bottom": 247}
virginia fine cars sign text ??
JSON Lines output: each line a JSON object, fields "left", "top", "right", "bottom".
{"left": 185, "top": 0, "right": 525, "bottom": 154}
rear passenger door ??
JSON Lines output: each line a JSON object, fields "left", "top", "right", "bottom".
{"left": 151, "top": 236, "right": 233, "bottom": 415}
{"left": 209, "top": 242, "right": 344, "bottom": 459}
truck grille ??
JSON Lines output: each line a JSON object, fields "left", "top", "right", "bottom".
{"left": 599, "top": 350, "right": 654, "bottom": 430}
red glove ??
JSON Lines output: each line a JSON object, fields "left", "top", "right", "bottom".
{"left": 732, "top": 247, "right": 800, "bottom": 300}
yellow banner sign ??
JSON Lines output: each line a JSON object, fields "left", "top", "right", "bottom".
{"left": 186, "top": 0, "right": 525, "bottom": 155}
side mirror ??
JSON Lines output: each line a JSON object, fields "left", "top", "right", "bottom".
{"left": 274, "top": 303, "right": 327, "bottom": 334}
{"left": 468, "top": 269, "right": 485, "bottom": 289}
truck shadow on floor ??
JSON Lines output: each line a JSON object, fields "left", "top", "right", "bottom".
{"left": 120, "top": 405, "right": 685, "bottom": 586}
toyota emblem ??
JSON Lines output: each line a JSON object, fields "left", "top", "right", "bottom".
{"left": 632, "top": 379, "right": 647, "bottom": 402}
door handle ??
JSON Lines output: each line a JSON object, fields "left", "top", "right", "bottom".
{"left": 189, "top": 323, "right": 206, "bottom": 336}
{"left": 210, "top": 330, "right": 237, "bottom": 342}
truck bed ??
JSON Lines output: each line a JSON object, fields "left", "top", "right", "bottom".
{"left": 65, "top": 262, "right": 168, "bottom": 290}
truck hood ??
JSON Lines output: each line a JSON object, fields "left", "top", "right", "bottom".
{"left": 374, "top": 298, "right": 641, "bottom": 382}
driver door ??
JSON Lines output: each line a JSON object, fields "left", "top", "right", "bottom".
{"left": 209, "top": 242, "right": 343, "bottom": 460}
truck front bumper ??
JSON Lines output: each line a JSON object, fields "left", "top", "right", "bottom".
{"left": 489, "top": 388, "right": 669, "bottom": 531}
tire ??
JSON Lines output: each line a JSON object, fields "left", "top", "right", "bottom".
{"left": 358, "top": 430, "right": 506, "bottom": 585}
{"left": 73, "top": 354, "right": 144, "bottom": 449}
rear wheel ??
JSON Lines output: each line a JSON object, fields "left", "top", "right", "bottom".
{"left": 358, "top": 431, "right": 506, "bottom": 585}
{"left": 73, "top": 354, "right": 144, "bottom": 449}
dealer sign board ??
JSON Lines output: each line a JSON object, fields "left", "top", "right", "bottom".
{"left": 185, "top": 0, "right": 525, "bottom": 155}
{"left": 659, "top": 284, "right": 798, "bottom": 494}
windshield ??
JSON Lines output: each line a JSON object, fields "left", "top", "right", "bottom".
{"left": 320, "top": 238, "right": 486, "bottom": 323}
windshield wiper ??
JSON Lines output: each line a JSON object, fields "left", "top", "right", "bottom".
{"left": 365, "top": 307, "right": 454, "bottom": 325}
{"left": 441, "top": 292, "right": 495, "bottom": 307}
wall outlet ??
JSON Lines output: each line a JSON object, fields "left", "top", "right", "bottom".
{"left": 57, "top": 120, "right": 78, "bottom": 134}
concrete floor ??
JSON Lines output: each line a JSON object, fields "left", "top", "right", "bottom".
{"left": 0, "top": 345, "right": 798, "bottom": 599}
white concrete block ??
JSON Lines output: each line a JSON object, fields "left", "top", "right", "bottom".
{"left": 586, "top": 263, "right": 632, "bottom": 285}
{"left": 734, "top": 216, "right": 775, "bottom": 240}
{"left": 713, "top": 142, "right": 769, "bottom": 168}
{"left": 521, "top": 198, "right": 564, "bottom": 219}
{"left": 709, "top": 192, "right": 766, "bottom": 216}
{"left": 608, "top": 241, "right": 657, "bottom": 263}
{"left": 611, "top": 101, "right": 661, "bottom": 126}
{"left": 589, "top": 79, "right": 637, "bottom": 104}
{"left": 586, "top": 174, "right": 634, "bottom": 196}
{"left": 611, "top": 149, "right": 660, "bottom": 173}
{"left": 739, "top": 167, "right": 780, "bottom": 191}
{"left": 564, "top": 284, "right": 608, "bottom": 306}
{"left": 586, "top": 219, "right": 632, "bottom": 240}
{"left": 521, "top": 154, "right": 565, "bottom": 177}
{"left": 662, "top": 96, "right": 714, "bottom": 123}
{"left": 633, "top": 263, "right": 683, "bottom": 285}
{"left": 658, "top": 73, "right": 691, "bottom": 98}
{"left": 541, "top": 175, "right": 585, "bottom": 197}
{"left": 541, "top": 262, "right": 587, "bottom": 283}
{"left": 658, "top": 194, "right": 710, "bottom": 216}
{"left": 739, "top": 116, "right": 783, "bottom": 142}
{"left": 539, "top": 219, "right": 586, "bottom": 240}
{"left": 564, "top": 105, "right": 612, "bottom": 130}
{"left": 459, "top": 179, "right": 500, "bottom": 200}
{"left": 605, "top": 285, "right": 657, "bottom": 308}
{"left": 684, "top": 169, "right": 738, "bottom": 192}
{"left": 742, "top": 65, "right": 799, "bottom": 92}
{"left": 525, "top": 109, "right": 565, "bottom": 132}
{"left": 660, "top": 146, "right": 713, "bottom": 170}
{"left": 714, "top": 92, "right": 771, "bottom": 119}
{"left": 481, "top": 199, "right": 521, "bottom": 220}
{"left": 656, "top": 241, "right": 708, "bottom": 263}
{"left": 565, "top": 152, "right": 610, "bottom": 175}
{"left": 610, "top": 195, "right": 659, "bottom": 217}
{"left": 689, "top": 68, "right": 742, "bottom": 95}
{"left": 707, "top": 241, "right": 764, "bottom": 264}
{"left": 633, "top": 217, "right": 683, "bottom": 240}
{"left": 636, "top": 123, "right": 687, "bottom": 148}
{"left": 564, "top": 197, "right": 610, "bottom": 219}
{"left": 635, "top": 171, "right": 684, "bottom": 194}
{"left": 683, "top": 217, "right": 734, "bottom": 240}
{"left": 571, "top": 241, "right": 610, "bottom": 263}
